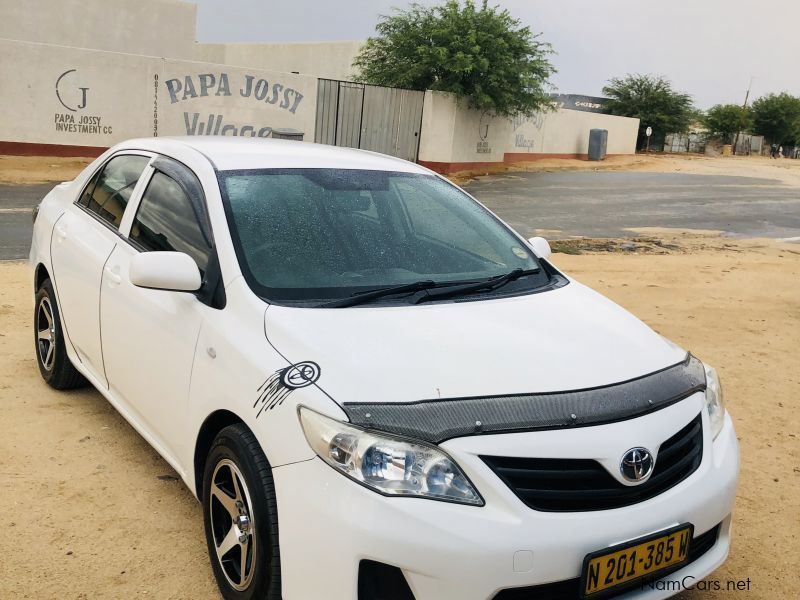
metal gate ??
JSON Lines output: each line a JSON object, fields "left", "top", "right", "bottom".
{"left": 315, "top": 79, "right": 425, "bottom": 162}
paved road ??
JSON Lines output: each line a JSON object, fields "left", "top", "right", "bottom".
{"left": 0, "top": 183, "right": 54, "bottom": 260}
{"left": 2, "top": 171, "right": 799, "bottom": 260}
{"left": 467, "top": 171, "right": 800, "bottom": 240}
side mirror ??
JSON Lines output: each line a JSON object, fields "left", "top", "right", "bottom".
{"left": 527, "top": 236, "right": 552, "bottom": 260}
{"left": 129, "top": 252, "right": 202, "bottom": 292}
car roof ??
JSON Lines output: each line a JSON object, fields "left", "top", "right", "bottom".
{"left": 117, "top": 136, "right": 432, "bottom": 174}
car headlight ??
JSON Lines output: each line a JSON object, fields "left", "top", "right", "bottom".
{"left": 703, "top": 363, "right": 726, "bottom": 439}
{"left": 298, "top": 406, "right": 483, "bottom": 506}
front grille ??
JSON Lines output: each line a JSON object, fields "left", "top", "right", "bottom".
{"left": 482, "top": 413, "right": 703, "bottom": 512}
{"left": 493, "top": 523, "right": 721, "bottom": 600}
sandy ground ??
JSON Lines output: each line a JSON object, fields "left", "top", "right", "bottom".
{"left": 1, "top": 232, "right": 798, "bottom": 598}
{"left": 0, "top": 262, "right": 214, "bottom": 598}
{"left": 449, "top": 153, "right": 800, "bottom": 187}
{"left": 0, "top": 155, "right": 95, "bottom": 185}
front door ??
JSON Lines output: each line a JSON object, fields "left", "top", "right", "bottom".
{"left": 100, "top": 167, "right": 214, "bottom": 459}
{"left": 50, "top": 153, "right": 151, "bottom": 385}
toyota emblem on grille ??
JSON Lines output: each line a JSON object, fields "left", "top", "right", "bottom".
{"left": 620, "top": 447, "right": 654, "bottom": 483}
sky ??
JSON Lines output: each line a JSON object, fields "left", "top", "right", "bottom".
{"left": 190, "top": 0, "right": 800, "bottom": 109}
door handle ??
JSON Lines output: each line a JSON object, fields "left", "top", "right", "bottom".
{"left": 54, "top": 223, "right": 68, "bottom": 241}
{"left": 105, "top": 265, "right": 122, "bottom": 286}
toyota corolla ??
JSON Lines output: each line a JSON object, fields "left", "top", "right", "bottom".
{"left": 29, "top": 137, "right": 738, "bottom": 599}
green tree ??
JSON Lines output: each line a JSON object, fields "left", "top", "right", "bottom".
{"left": 602, "top": 74, "right": 694, "bottom": 149}
{"left": 353, "top": 0, "right": 556, "bottom": 117}
{"left": 751, "top": 93, "right": 800, "bottom": 146}
{"left": 704, "top": 104, "right": 752, "bottom": 144}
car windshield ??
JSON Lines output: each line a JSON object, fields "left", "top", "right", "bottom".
{"left": 218, "top": 168, "right": 550, "bottom": 304}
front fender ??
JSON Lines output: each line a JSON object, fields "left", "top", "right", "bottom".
{"left": 185, "top": 278, "right": 346, "bottom": 497}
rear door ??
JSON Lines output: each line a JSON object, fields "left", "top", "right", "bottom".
{"left": 50, "top": 153, "right": 151, "bottom": 386}
{"left": 100, "top": 159, "right": 216, "bottom": 459}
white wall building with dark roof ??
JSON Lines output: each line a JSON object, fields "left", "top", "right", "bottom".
{"left": 0, "top": 0, "right": 638, "bottom": 170}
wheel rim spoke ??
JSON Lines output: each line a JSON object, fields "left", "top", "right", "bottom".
{"left": 231, "top": 471, "right": 243, "bottom": 504}
{"left": 238, "top": 538, "right": 249, "bottom": 584}
{"left": 211, "top": 480, "right": 239, "bottom": 520}
{"left": 216, "top": 525, "right": 239, "bottom": 559}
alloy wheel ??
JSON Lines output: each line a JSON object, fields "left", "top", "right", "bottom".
{"left": 209, "top": 459, "right": 257, "bottom": 591}
{"left": 37, "top": 297, "right": 56, "bottom": 371}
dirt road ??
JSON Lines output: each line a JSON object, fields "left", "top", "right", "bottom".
{"left": 1, "top": 233, "right": 798, "bottom": 598}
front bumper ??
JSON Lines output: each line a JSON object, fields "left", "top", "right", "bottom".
{"left": 273, "top": 394, "right": 738, "bottom": 599}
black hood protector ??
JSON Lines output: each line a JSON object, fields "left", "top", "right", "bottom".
{"left": 342, "top": 354, "right": 706, "bottom": 444}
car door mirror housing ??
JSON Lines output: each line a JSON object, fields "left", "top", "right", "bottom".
{"left": 528, "top": 236, "right": 552, "bottom": 259}
{"left": 129, "top": 252, "right": 202, "bottom": 292}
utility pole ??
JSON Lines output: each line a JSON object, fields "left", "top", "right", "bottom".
{"left": 733, "top": 76, "right": 755, "bottom": 155}
{"left": 743, "top": 76, "right": 754, "bottom": 107}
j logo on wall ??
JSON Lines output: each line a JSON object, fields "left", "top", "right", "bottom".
{"left": 477, "top": 111, "right": 492, "bottom": 154}
{"left": 55, "top": 69, "right": 88, "bottom": 111}
{"left": 53, "top": 69, "right": 113, "bottom": 136}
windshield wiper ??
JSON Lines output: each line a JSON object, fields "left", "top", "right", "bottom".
{"left": 412, "top": 268, "right": 540, "bottom": 305}
{"left": 318, "top": 268, "right": 540, "bottom": 308}
{"left": 319, "top": 280, "right": 438, "bottom": 308}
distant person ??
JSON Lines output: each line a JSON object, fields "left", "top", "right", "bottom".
{"left": 770, "top": 143, "right": 779, "bottom": 159}
{"left": 779, "top": 146, "right": 783, "bottom": 158}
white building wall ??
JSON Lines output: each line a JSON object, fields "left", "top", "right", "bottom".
{"left": 0, "top": 1, "right": 639, "bottom": 163}
{"left": 0, "top": 39, "right": 319, "bottom": 152}
{"left": 0, "top": 0, "right": 362, "bottom": 79}
{"left": 418, "top": 91, "right": 456, "bottom": 163}
{"left": 451, "top": 102, "right": 511, "bottom": 164}
{"left": 508, "top": 109, "right": 639, "bottom": 158}
{"left": 205, "top": 41, "right": 363, "bottom": 80}
{"left": 419, "top": 91, "right": 639, "bottom": 172}
{"left": 0, "top": 40, "right": 157, "bottom": 148}
{"left": 419, "top": 92, "right": 511, "bottom": 166}
{"left": 193, "top": 43, "right": 228, "bottom": 64}
{"left": 159, "top": 59, "right": 318, "bottom": 140}
{"left": 0, "top": 0, "right": 199, "bottom": 59}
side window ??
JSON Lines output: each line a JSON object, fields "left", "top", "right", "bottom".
{"left": 129, "top": 171, "right": 212, "bottom": 274}
{"left": 78, "top": 170, "right": 101, "bottom": 208}
{"left": 80, "top": 154, "right": 150, "bottom": 229}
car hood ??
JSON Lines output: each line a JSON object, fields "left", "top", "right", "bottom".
{"left": 263, "top": 281, "right": 687, "bottom": 405}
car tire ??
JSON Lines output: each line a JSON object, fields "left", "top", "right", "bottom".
{"left": 202, "top": 424, "right": 281, "bottom": 600}
{"left": 34, "top": 278, "right": 86, "bottom": 390}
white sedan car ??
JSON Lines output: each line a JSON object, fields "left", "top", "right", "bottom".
{"left": 30, "top": 137, "right": 738, "bottom": 600}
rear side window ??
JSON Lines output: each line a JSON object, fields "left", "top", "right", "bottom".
{"left": 79, "top": 155, "right": 150, "bottom": 229}
{"left": 78, "top": 170, "right": 102, "bottom": 208}
{"left": 129, "top": 171, "right": 212, "bottom": 274}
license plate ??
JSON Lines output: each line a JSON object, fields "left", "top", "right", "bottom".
{"left": 580, "top": 524, "right": 694, "bottom": 598}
